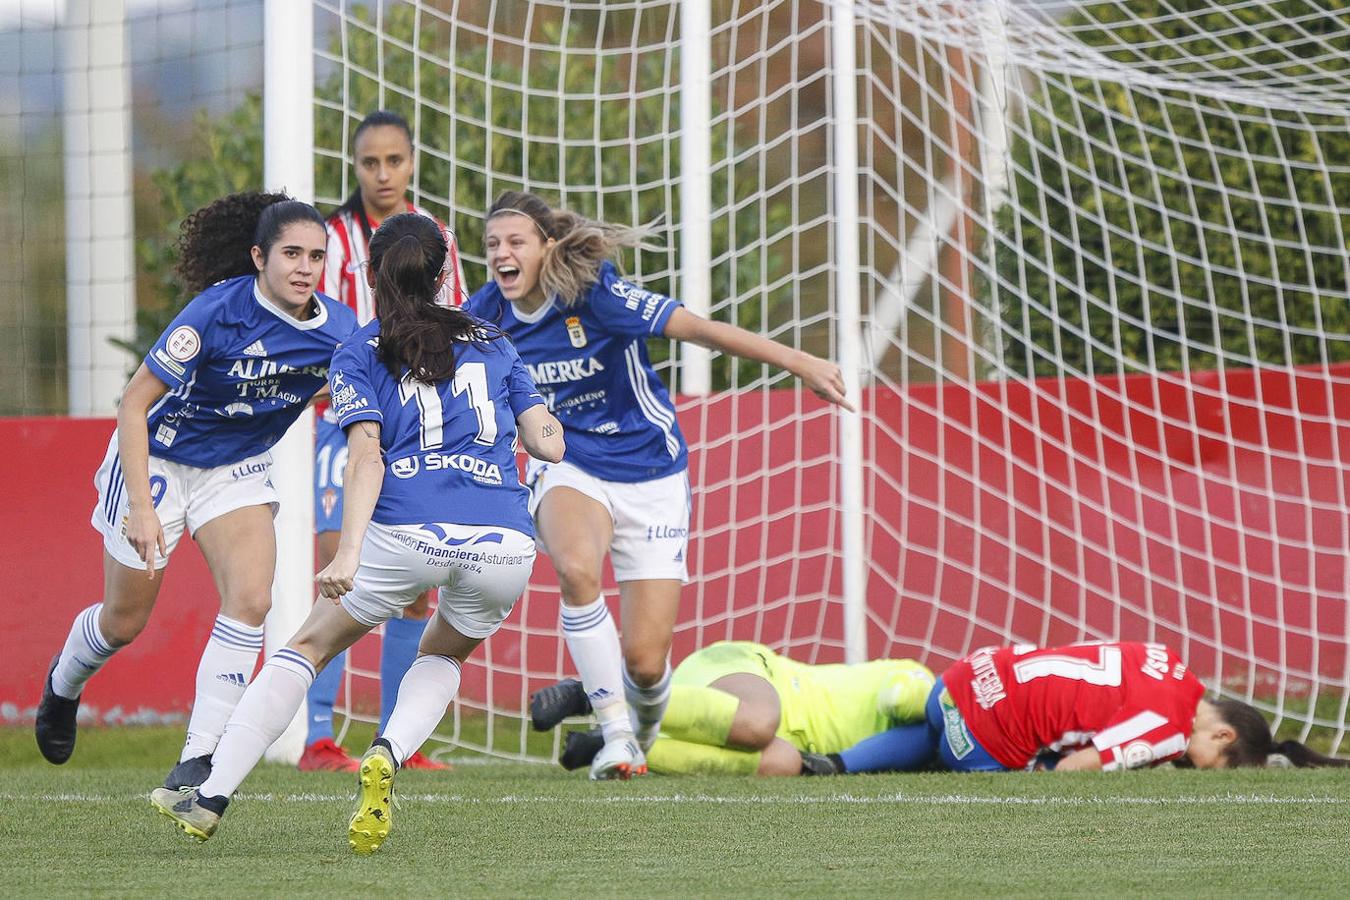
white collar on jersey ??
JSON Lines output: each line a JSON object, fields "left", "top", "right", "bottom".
{"left": 508, "top": 293, "right": 556, "bottom": 324}
{"left": 253, "top": 280, "right": 330, "bottom": 330}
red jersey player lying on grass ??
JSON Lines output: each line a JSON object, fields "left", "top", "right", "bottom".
{"left": 797, "top": 641, "right": 1347, "bottom": 774}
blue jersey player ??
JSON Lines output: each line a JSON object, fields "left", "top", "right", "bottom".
{"left": 152, "top": 213, "right": 564, "bottom": 852}
{"left": 303, "top": 110, "right": 466, "bottom": 774}
{"left": 466, "top": 191, "right": 853, "bottom": 780}
{"left": 35, "top": 193, "right": 357, "bottom": 793}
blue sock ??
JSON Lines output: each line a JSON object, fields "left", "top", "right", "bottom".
{"left": 379, "top": 615, "right": 427, "bottom": 732}
{"left": 838, "top": 722, "right": 938, "bottom": 773}
{"left": 305, "top": 649, "right": 347, "bottom": 744}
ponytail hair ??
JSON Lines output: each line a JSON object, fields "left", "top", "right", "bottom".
{"left": 178, "top": 191, "right": 323, "bottom": 293}
{"left": 1270, "top": 740, "right": 1350, "bottom": 769}
{"left": 488, "top": 190, "right": 658, "bottom": 306}
{"left": 1212, "top": 697, "right": 1350, "bottom": 769}
{"left": 369, "top": 212, "right": 499, "bottom": 384}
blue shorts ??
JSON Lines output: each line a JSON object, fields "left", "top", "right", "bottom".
{"left": 314, "top": 417, "right": 347, "bottom": 534}
{"left": 924, "top": 678, "right": 1006, "bottom": 772}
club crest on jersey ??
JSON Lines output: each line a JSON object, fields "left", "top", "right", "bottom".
{"left": 1122, "top": 741, "right": 1155, "bottom": 768}
{"left": 565, "top": 316, "right": 587, "bottom": 348}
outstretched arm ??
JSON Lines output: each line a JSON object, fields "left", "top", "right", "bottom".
{"left": 316, "top": 420, "right": 383, "bottom": 600}
{"left": 662, "top": 307, "right": 853, "bottom": 411}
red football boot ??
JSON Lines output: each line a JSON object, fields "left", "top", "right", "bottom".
{"left": 298, "top": 737, "right": 361, "bottom": 772}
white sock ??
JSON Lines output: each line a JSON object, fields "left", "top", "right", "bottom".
{"left": 51, "top": 603, "right": 118, "bottom": 699}
{"left": 197, "top": 649, "right": 315, "bottom": 800}
{"left": 380, "top": 654, "right": 461, "bottom": 765}
{"left": 624, "top": 662, "right": 672, "bottom": 750}
{"left": 561, "top": 597, "right": 632, "bottom": 743}
{"left": 180, "top": 614, "right": 265, "bottom": 761}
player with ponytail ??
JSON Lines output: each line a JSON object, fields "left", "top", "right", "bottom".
{"left": 796, "top": 641, "right": 1350, "bottom": 774}
{"left": 1196, "top": 698, "right": 1350, "bottom": 770}
{"left": 152, "top": 213, "right": 563, "bottom": 853}
{"left": 302, "top": 109, "right": 468, "bottom": 774}
{"left": 468, "top": 190, "right": 852, "bottom": 780}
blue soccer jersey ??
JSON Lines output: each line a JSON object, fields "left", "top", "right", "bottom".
{"left": 142, "top": 275, "right": 357, "bottom": 468}
{"left": 464, "top": 260, "right": 687, "bottom": 482}
{"left": 328, "top": 319, "right": 545, "bottom": 534}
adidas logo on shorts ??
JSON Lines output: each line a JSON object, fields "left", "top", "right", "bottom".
{"left": 215, "top": 672, "right": 247, "bottom": 687}
{"left": 243, "top": 339, "right": 267, "bottom": 357}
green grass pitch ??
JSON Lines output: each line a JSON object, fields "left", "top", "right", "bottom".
{"left": 3, "top": 726, "right": 1347, "bottom": 897}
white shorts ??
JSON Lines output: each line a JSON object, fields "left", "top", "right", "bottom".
{"left": 91, "top": 432, "right": 279, "bottom": 571}
{"left": 526, "top": 459, "right": 690, "bottom": 583}
{"left": 340, "top": 522, "right": 536, "bottom": 639}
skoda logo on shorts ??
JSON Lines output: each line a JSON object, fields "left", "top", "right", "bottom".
{"left": 390, "top": 456, "right": 421, "bottom": 479}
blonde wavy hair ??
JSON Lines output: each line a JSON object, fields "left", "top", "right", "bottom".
{"left": 488, "top": 190, "right": 659, "bottom": 306}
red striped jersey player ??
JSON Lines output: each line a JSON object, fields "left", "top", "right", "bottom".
{"left": 939, "top": 641, "right": 1208, "bottom": 771}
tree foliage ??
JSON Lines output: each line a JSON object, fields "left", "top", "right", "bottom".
{"left": 119, "top": 94, "right": 264, "bottom": 364}
{"left": 994, "top": 0, "right": 1350, "bottom": 378}
{"left": 132, "top": 3, "right": 806, "bottom": 391}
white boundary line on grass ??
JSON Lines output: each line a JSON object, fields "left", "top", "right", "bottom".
{"left": 5, "top": 791, "right": 1345, "bottom": 806}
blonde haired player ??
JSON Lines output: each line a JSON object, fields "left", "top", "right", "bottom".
{"left": 467, "top": 191, "right": 852, "bottom": 780}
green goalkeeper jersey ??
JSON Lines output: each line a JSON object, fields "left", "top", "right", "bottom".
{"left": 672, "top": 641, "right": 934, "bottom": 754}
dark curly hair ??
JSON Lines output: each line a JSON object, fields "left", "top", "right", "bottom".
{"left": 370, "top": 212, "right": 501, "bottom": 384}
{"left": 176, "top": 191, "right": 325, "bottom": 294}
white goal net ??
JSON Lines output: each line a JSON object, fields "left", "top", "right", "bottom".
{"left": 311, "top": 0, "right": 1350, "bottom": 759}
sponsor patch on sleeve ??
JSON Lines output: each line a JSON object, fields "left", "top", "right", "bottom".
{"left": 152, "top": 348, "right": 186, "bottom": 377}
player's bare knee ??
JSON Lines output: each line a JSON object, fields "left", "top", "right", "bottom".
{"left": 728, "top": 703, "right": 779, "bottom": 750}
{"left": 98, "top": 611, "right": 147, "bottom": 647}
{"left": 219, "top": 592, "right": 271, "bottom": 627}
{"left": 554, "top": 564, "right": 602, "bottom": 606}
{"left": 623, "top": 656, "right": 667, "bottom": 688}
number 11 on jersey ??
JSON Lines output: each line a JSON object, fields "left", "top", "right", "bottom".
{"left": 398, "top": 362, "right": 495, "bottom": 450}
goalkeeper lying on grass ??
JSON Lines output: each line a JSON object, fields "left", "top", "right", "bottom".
{"left": 530, "top": 640, "right": 936, "bottom": 775}
{"left": 537, "top": 640, "right": 1348, "bottom": 775}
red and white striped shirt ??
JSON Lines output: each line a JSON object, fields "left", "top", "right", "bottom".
{"left": 942, "top": 641, "right": 1205, "bottom": 771}
{"left": 317, "top": 201, "right": 469, "bottom": 422}
{"left": 319, "top": 200, "right": 468, "bottom": 322}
